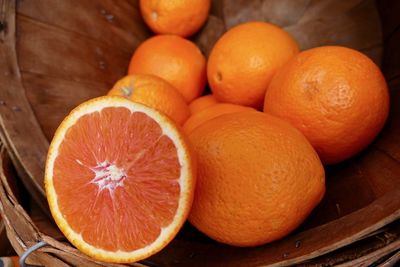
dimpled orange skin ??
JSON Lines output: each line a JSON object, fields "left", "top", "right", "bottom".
{"left": 140, "top": 0, "right": 211, "bottom": 37}
{"left": 189, "top": 94, "right": 219, "bottom": 114}
{"left": 207, "top": 22, "right": 299, "bottom": 109}
{"left": 264, "top": 46, "right": 390, "bottom": 165}
{"left": 188, "top": 112, "right": 325, "bottom": 247}
{"left": 128, "top": 35, "right": 207, "bottom": 103}
{"left": 107, "top": 74, "right": 190, "bottom": 126}
{"left": 183, "top": 103, "right": 255, "bottom": 134}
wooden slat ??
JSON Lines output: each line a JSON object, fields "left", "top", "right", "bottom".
{"left": 42, "top": 236, "right": 146, "bottom": 267}
{"left": 285, "top": 0, "right": 383, "bottom": 64}
{"left": 360, "top": 44, "right": 384, "bottom": 66}
{"left": 299, "top": 147, "right": 400, "bottom": 231}
{"left": 379, "top": 250, "right": 400, "bottom": 267}
{"left": 17, "top": 15, "right": 130, "bottom": 86}
{"left": 0, "top": 0, "right": 49, "bottom": 213}
{"left": 381, "top": 28, "right": 400, "bottom": 80}
{"left": 302, "top": 221, "right": 400, "bottom": 266}
{"left": 17, "top": 0, "right": 150, "bottom": 54}
{"left": 374, "top": 78, "right": 400, "bottom": 162}
{"left": 222, "top": 0, "right": 383, "bottom": 65}
{"left": 30, "top": 201, "right": 64, "bottom": 241}
{"left": 338, "top": 240, "right": 400, "bottom": 266}
{"left": 23, "top": 72, "right": 109, "bottom": 140}
{"left": 376, "top": 0, "right": 400, "bottom": 40}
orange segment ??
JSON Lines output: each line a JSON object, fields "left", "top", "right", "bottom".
{"left": 45, "top": 96, "right": 195, "bottom": 263}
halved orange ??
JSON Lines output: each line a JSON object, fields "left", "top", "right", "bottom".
{"left": 45, "top": 96, "right": 196, "bottom": 263}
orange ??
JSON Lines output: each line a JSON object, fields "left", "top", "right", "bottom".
{"left": 189, "top": 94, "right": 218, "bottom": 114}
{"left": 264, "top": 46, "right": 390, "bottom": 165}
{"left": 207, "top": 21, "right": 299, "bottom": 109}
{"left": 183, "top": 103, "right": 255, "bottom": 134}
{"left": 188, "top": 112, "right": 325, "bottom": 246}
{"left": 107, "top": 74, "right": 190, "bottom": 126}
{"left": 45, "top": 96, "right": 196, "bottom": 263}
{"left": 140, "top": 0, "right": 211, "bottom": 37}
{"left": 128, "top": 35, "right": 207, "bottom": 103}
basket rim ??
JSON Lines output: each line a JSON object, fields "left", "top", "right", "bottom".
{"left": 0, "top": 0, "right": 49, "bottom": 215}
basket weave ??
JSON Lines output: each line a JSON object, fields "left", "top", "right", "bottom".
{"left": 0, "top": 0, "right": 399, "bottom": 266}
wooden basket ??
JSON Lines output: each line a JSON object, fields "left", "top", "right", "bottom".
{"left": 0, "top": 0, "right": 399, "bottom": 266}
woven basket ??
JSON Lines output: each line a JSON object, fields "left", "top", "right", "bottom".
{"left": 0, "top": 0, "right": 399, "bottom": 266}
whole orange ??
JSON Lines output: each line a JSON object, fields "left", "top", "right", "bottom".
{"left": 188, "top": 112, "right": 325, "bottom": 247}
{"left": 140, "top": 0, "right": 211, "bottom": 37}
{"left": 207, "top": 22, "right": 299, "bottom": 109}
{"left": 264, "top": 46, "right": 390, "bottom": 165}
{"left": 183, "top": 103, "right": 254, "bottom": 134}
{"left": 128, "top": 35, "right": 207, "bottom": 103}
{"left": 189, "top": 94, "right": 218, "bottom": 114}
{"left": 108, "top": 74, "right": 190, "bottom": 125}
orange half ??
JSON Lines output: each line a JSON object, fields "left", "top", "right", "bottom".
{"left": 45, "top": 96, "right": 195, "bottom": 263}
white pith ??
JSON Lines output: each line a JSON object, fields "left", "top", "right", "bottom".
{"left": 90, "top": 161, "right": 126, "bottom": 196}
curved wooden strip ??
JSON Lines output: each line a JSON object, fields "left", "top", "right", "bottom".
{"left": 373, "top": 8, "right": 400, "bottom": 162}
{"left": 338, "top": 239, "right": 400, "bottom": 266}
{"left": 380, "top": 250, "right": 400, "bottom": 267}
{"left": 0, "top": 0, "right": 49, "bottom": 213}
{"left": 16, "top": 15, "right": 130, "bottom": 86}
{"left": 0, "top": 151, "right": 81, "bottom": 266}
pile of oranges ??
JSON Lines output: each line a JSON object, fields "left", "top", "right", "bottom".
{"left": 46, "top": 0, "right": 390, "bottom": 263}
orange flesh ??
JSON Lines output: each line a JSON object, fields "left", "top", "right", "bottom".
{"left": 53, "top": 107, "right": 181, "bottom": 252}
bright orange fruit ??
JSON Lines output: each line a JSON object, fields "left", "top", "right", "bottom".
{"left": 45, "top": 96, "right": 196, "bottom": 263}
{"left": 140, "top": 0, "right": 211, "bottom": 37}
{"left": 264, "top": 46, "right": 390, "bottom": 164}
{"left": 128, "top": 35, "right": 207, "bottom": 103}
{"left": 107, "top": 74, "right": 190, "bottom": 125}
{"left": 207, "top": 22, "right": 299, "bottom": 109}
{"left": 188, "top": 112, "right": 325, "bottom": 246}
{"left": 189, "top": 94, "right": 218, "bottom": 114}
{"left": 183, "top": 103, "right": 255, "bottom": 134}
